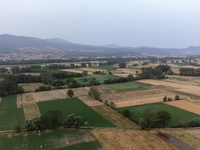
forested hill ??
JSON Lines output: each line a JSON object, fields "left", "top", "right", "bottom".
{"left": 0, "top": 34, "right": 200, "bottom": 56}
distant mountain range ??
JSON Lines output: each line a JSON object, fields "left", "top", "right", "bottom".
{"left": 0, "top": 34, "right": 200, "bottom": 56}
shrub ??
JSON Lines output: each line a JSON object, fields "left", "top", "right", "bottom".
{"left": 163, "top": 96, "right": 167, "bottom": 102}
{"left": 104, "top": 100, "right": 109, "bottom": 106}
{"left": 121, "top": 109, "right": 131, "bottom": 117}
{"left": 188, "top": 119, "right": 195, "bottom": 127}
{"left": 67, "top": 90, "right": 74, "bottom": 97}
{"left": 156, "top": 75, "right": 165, "bottom": 79}
{"left": 194, "top": 118, "right": 200, "bottom": 126}
{"left": 85, "top": 121, "right": 90, "bottom": 129}
{"left": 175, "top": 95, "right": 180, "bottom": 100}
{"left": 110, "top": 101, "right": 116, "bottom": 109}
{"left": 139, "top": 117, "right": 148, "bottom": 130}
{"left": 168, "top": 97, "right": 172, "bottom": 101}
{"left": 88, "top": 87, "right": 101, "bottom": 101}
{"left": 179, "top": 120, "right": 186, "bottom": 127}
{"left": 62, "top": 113, "right": 82, "bottom": 128}
{"left": 140, "top": 107, "right": 157, "bottom": 129}
{"left": 13, "top": 125, "right": 21, "bottom": 133}
{"left": 157, "top": 111, "right": 171, "bottom": 128}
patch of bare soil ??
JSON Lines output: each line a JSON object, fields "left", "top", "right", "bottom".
{"left": 49, "top": 132, "right": 96, "bottom": 149}
{"left": 165, "top": 100, "right": 200, "bottom": 115}
{"left": 78, "top": 96, "right": 103, "bottom": 106}
{"left": 92, "top": 128, "right": 178, "bottom": 150}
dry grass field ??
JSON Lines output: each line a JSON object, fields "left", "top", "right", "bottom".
{"left": 23, "top": 103, "right": 41, "bottom": 120}
{"left": 138, "top": 79, "right": 200, "bottom": 96}
{"left": 91, "top": 128, "right": 178, "bottom": 150}
{"left": 165, "top": 100, "right": 200, "bottom": 115}
{"left": 183, "top": 128, "right": 200, "bottom": 139}
{"left": 60, "top": 69, "right": 93, "bottom": 74}
{"left": 35, "top": 89, "right": 71, "bottom": 102}
{"left": 100, "top": 88, "right": 179, "bottom": 108}
{"left": 16, "top": 93, "right": 41, "bottom": 120}
{"left": 18, "top": 83, "right": 48, "bottom": 92}
{"left": 78, "top": 96, "right": 103, "bottom": 106}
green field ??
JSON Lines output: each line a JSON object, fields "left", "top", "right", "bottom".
{"left": 104, "top": 81, "right": 151, "bottom": 90}
{"left": 0, "top": 130, "right": 101, "bottom": 150}
{"left": 0, "top": 95, "right": 25, "bottom": 131}
{"left": 117, "top": 102, "right": 200, "bottom": 127}
{"left": 37, "top": 98, "right": 114, "bottom": 127}
{"left": 0, "top": 63, "right": 48, "bottom": 68}
{"left": 0, "top": 78, "right": 4, "bottom": 82}
{"left": 74, "top": 75, "right": 120, "bottom": 85}
{"left": 92, "top": 65, "right": 118, "bottom": 70}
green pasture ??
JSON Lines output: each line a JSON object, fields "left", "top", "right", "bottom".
{"left": 0, "top": 130, "right": 101, "bottom": 150}
{"left": 117, "top": 102, "right": 200, "bottom": 127}
{"left": 37, "top": 98, "right": 114, "bottom": 127}
{"left": 104, "top": 81, "right": 151, "bottom": 91}
{"left": 0, "top": 95, "right": 25, "bottom": 131}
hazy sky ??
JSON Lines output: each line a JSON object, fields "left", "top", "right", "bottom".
{"left": 0, "top": 0, "right": 200, "bottom": 48}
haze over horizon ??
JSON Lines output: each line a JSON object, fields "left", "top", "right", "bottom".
{"left": 0, "top": 0, "right": 200, "bottom": 48}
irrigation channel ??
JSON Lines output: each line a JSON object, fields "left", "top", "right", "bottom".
{"left": 154, "top": 131, "right": 196, "bottom": 150}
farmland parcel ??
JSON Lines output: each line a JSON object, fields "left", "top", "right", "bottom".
{"left": 37, "top": 97, "right": 114, "bottom": 127}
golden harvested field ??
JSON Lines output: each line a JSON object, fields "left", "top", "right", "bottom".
{"left": 18, "top": 83, "right": 47, "bottom": 92}
{"left": 77, "top": 67, "right": 107, "bottom": 72}
{"left": 101, "top": 88, "right": 179, "bottom": 107}
{"left": 34, "top": 89, "right": 75, "bottom": 102}
{"left": 117, "top": 68, "right": 142, "bottom": 74}
{"left": 16, "top": 93, "right": 37, "bottom": 107}
{"left": 138, "top": 79, "right": 200, "bottom": 96}
{"left": 78, "top": 96, "right": 103, "bottom": 106}
{"left": 16, "top": 93, "right": 41, "bottom": 120}
{"left": 165, "top": 100, "right": 200, "bottom": 115}
{"left": 183, "top": 128, "right": 200, "bottom": 139}
{"left": 91, "top": 128, "right": 178, "bottom": 150}
{"left": 60, "top": 69, "right": 93, "bottom": 74}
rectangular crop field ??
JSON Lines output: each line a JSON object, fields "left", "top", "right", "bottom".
{"left": 37, "top": 98, "right": 114, "bottom": 127}
{"left": 0, "top": 95, "right": 25, "bottom": 131}
{"left": 104, "top": 81, "right": 151, "bottom": 90}
{"left": 92, "top": 65, "right": 118, "bottom": 70}
{"left": 117, "top": 102, "right": 200, "bottom": 127}
{"left": 75, "top": 75, "right": 120, "bottom": 85}
{"left": 0, "top": 130, "right": 101, "bottom": 150}
{"left": 18, "top": 83, "right": 47, "bottom": 92}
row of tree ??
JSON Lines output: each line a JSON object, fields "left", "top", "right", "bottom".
{"left": 0, "top": 80, "right": 24, "bottom": 96}
{"left": 179, "top": 68, "right": 200, "bottom": 76}
{"left": 25, "top": 110, "right": 82, "bottom": 131}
